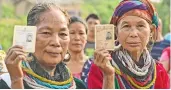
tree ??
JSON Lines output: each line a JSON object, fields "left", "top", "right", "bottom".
{"left": 80, "top": 0, "right": 120, "bottom": 24}
{"left": 153, "top": 0, "right": 170, "bottom": 35}
{"left": 0, "top": 2, "right": 26, "bottom": 51}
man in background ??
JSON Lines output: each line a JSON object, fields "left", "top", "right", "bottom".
{"left": 151, "top": 18, "right": 170, "bottom": 60}
{"left": 84, "top": 13, "right": 101, "bottom": 57}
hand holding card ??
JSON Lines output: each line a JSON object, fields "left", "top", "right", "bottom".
{"left": 13, "top": 25, "right": 37, "bottom": 53}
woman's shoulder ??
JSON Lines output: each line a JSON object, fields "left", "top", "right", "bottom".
{"left": 74, "top": 77, "right": 87, "bottom": 89}
{"left": 155, "top": 62, "right": 170, "bottom": 89}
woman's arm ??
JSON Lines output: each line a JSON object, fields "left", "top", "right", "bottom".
{"left": 103, "top": 74, "right": 114, "bottom": 89}
{"left": 94, "top": 49, "right": 115, "bottom": 89}
{"left": 11, "top": 77, "right": 24, "bottom": 89}
{"left": 5, "top": 45, "right": 26, "bottom": 89}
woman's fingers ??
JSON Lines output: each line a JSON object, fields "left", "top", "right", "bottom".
{"left": 5, "top": 45, "right": 26, "bottom": 65}
{"left": 14, "top": 55, "right": 26, "bottom": 65}
{"left": 94, "top": 49, "right": 111, "bottom": 66}
{"left": 7, "top": 47, "right": 25, "bottom": 56}
{"left": 5, "top": 50, "right": 26, "bottom": 64}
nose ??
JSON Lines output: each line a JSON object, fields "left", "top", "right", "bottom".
{"left": 74, "top": 34, "right": 80, "bottom": 41}
{"left": 50, "top": 34, "right": 60, "bottom": 47}
{"left": 129, "top": 27, "right": 138, "bottom": 38}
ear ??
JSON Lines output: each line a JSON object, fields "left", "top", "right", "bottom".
{"left": 150, "top": 24, "right": 157, "bottom": 41}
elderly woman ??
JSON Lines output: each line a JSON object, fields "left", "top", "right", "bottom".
{"left": 88, "top": 0, "right": 170, "bottom": 89}
{"left": 0, "top": 3, "right": 87, "bottom": 89}
{"left": 66, "top": 16, "right": 93, "bottom": 86}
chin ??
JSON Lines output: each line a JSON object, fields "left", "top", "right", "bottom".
{"left": 71, "top": 48, "right": 82, "bottom": 52}
{"left": 73, "top": 49, "right": 82, "bottom": 53}
{"left": 44, "top": 57, "right": 62, "bottom": 65}
{"left": 125, "top": 47, "right": 142, "bottom": 52}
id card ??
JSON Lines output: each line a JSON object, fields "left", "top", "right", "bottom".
{"left": 95, "top": 24, "right": 115, "bottom": 50}
{"left": 13, "top": 25, "right": 37, "bottom": 53}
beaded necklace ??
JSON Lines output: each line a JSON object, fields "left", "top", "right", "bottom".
{"left": 22, "top": 61, "right": 75, "bottom": 89}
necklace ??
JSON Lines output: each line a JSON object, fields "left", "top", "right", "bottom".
{"left": 114, "top": 64, "right": 156, "bottom": 89}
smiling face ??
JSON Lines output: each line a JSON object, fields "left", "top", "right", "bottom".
{"left": 117, "top": 16, "right": 153, "bottom": 53}
{"left": 69, "top": 22, "right": 87, "bottom": 53}
{"left": 34, "top": 8, "right": 70, "bottom": 68}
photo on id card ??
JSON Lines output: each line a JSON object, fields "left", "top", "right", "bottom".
{"left": 95, "top": 24, "right": 115, "bottom": 50}
{"left": 13, "top": 25, "right": 37, "bottom": 53}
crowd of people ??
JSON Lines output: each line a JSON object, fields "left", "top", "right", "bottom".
{"left": 0, "top": 0, "right": 170, "bottom": 89}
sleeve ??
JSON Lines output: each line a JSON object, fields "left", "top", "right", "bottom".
{"left": 154, "top": 62, "right": 170, "bottom": 89}
{"left": 87, "top": 63, "right": 103, "bottom": 89}
{"left": 74, "top": 77, "right": 87, "bottom": 89}
{"left": 0, "top": 79, "right": 10, "bottom": 89}
{"left": 160, "top": 51, "right": 169, "bottom": 61}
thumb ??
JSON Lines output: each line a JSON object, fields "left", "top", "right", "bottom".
{"left": 14, "top": 55, "right": 26, "bottom": 66}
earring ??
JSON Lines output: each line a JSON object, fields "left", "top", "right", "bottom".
{"left": 147, "top": 35, "right": 154, "bottom": 52}
{"left": 63, "top": 52, "right": 71, "bottom": 62}
{"left": 26, "top": 53, "right": 33, "bottom": 62}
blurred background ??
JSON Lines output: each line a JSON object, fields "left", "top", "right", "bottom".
{"left": 0, "top": 0, "right": 170, "bottom": 51}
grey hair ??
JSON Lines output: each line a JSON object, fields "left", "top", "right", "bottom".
{"left": 27, "top": 3, "right": 70, "bottom": 26}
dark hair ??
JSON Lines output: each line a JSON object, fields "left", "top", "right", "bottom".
{"left": 27, "top": 3, "right": 70, "bottom": 26}
{"left": 85, "top": 13, "right": 100, "bottom": 21}
{"left": 69, "top": 16, "right": 88, "bottom": 34}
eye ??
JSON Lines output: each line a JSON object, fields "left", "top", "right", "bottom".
{"left": 60, "top": 33, "right": 68, "bottom": 36}
{"left": 41, "top": 31, "right": 52, "bottom": 37}
{"left": 138, "top": 24, "right": 145, "bottom": 27}
{"left": 69, "top": 31, "right": 75, "bottom": 34}
{"left": 122, "top": 25, "right": 130, "bottom": 28}
{"left": 42, "top": 32, "right": 51, "bottom": 35}
{"left": 88, "top": 22, "right": 92, "bottom": 25}
{"left": 79, "top": 32, "right": 85, "bottom": 35}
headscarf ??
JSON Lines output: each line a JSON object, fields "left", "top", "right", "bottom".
{"left": 110, "top": 0, "right": 159, "bottom": 30}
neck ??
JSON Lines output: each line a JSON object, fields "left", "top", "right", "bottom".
{"left": 87, "top": 32, "right": 95, "bottom": 42}
{"left": 38, "top": 62, "right": 56, "bottom": 76}
{"left": 156, "top": 34, "right": 164, "bottom": 42}
{"left": 129, "top": 50, "right": 143, "bottom": 62}
{"left": 69, "top": 50, "right": 85, "bottom": 62}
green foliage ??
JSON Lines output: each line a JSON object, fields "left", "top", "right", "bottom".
{"left": 1, "top": 3, "right": 15, "bottom": 18}
{"left": 0, "top": 3, "right": 26, "bottom": 51}
{"left": 153, "top": 0, "right": 170, "bottom": 35}
{"left": 80, "top": 0, "right": 120, "bottom": 24}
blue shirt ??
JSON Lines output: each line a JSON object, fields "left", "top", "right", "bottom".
{"left": 151, "top": 39, "right": 170, "bottom": 60}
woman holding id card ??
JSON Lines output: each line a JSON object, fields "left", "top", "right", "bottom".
{"left": 88, "top": 0, "right": 170, "bottom": 89}
{"left": 0, "top": 3, "right": 86, "bottom": 89}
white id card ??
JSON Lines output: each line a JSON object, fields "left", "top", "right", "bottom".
{"left": 13, "top": 25, "right": 37, "bottom": 53}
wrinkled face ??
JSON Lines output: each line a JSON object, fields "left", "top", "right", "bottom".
{"left": 69, "top": 22, "right": 87, "bottom": 53}
{"left": 34, "top": 9, "right": 70, "bottom": 67}
{"left": 117, "top": 16, "right": 152, "bottom": 53}
{"left": 87, "top": 18, "right": 100, "bottom": 34}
